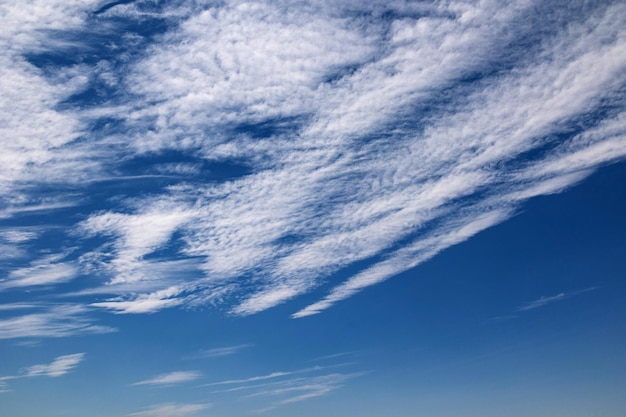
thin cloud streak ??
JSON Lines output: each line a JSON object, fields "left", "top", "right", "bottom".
{"left": 128, "top": 403, "right": 210, "bottom": 417}
{"left": 201, "top": 371, "right": 292, "bottom": 388}
{"left": 0, "top": 304, "right": 116, "bottom": 339}
{"left": 200, "top": 362, "right": 364, "bottom": 412}
{"left": 518, "top": 293, "right": 566, "bottom": 311}
{"left": 516, "top": 287, "right": 597, "bottom": 312}
{"left": 190, "top": 344, "right": 252, "bottom": 359}
{"left": 244, "top": 372, "right": 366, "bottom": 412}
{"left": 293, "top": 209, "right": 512, "bottom": 317}
{"left": 0, "top": 257, "right": 78, "bottom": 291}
{"left": 133, "top": 371, "right": 202, "bottom": 386}
{"left": 23, "top": 353, "right": 86, "bottom": 377}
{"left": 0, "top": 353, "right": 86, "bottom": 391}
{"left": 201, "top": 363, "right": 354, "bottom": 388}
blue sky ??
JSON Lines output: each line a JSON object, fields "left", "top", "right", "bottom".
{"left": 1, "top": 0, "right": 625, "bottom": 416}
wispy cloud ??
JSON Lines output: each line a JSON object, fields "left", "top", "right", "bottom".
{"left": 517, "top": 293, "right": 566, "bottom": 311}
{"left": 0, "top": 197, "right": 85, "bottom": 220}
{"left": 0, "top": 304, "right": 115, "bottom": 339}
{"left": 23, "top": 353, "right": 86, "bottom": 377}
{"left": 202, "top": 363, "right": 353, "bottom": 389}
{"left": 0, "top": 1, "right": 100, "bottom": 200}
{"left": 0, "top": 255, "right": 78, "bottom": 291}
{"left": 0, "top": 353, "right": 86, "bottom": 391}
{"left": 0, "top": 380, "right": 10, "bottom": 393}
{"left": 202, "top": 371, "right": 292, "bottom": 388}
{"left": 86, "top": 0, "right": 626, "bottom": 318}
{"left": 310, "top": 352, "right": 355, "bottom": 362}
{"left": 0, "top": 230, "right": 39, "bottom": 244}
{"left": 516, "top": 287, "right": 597, "bottom": 312}
{"left": 0, "top": 303, "right": 40, "bottom": 311}
{"left": 1, "top": 0, "right": 624, "bottom": 320}
{"left": 189, "top": 344, "right": 252, "bottom": 359}
{"left": 91, "top": 286, "right": 186, "bottom": 314}
{"left": 243, "top": 372, "right": 365, "bottom": 413}
{"left": 79, "top": 200, "right": 197, "bottom": 285}
{"left": 201, "top": 362, "right": 363, "bottom": 412}
{"left": 266, "top": 372, "right": 364, "bottom": 405}
{"left": 133, "top": 371, "right": 202, "bottom": 386}
{"left": 128, "top": 403, "right": 210, "bottom": 417}
{"left": 293, "top": 209, "right": 512, "bottom": 317}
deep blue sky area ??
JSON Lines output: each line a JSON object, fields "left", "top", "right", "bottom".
{"left": 2, "top": 162, "right": 625, "bottom": 417}
{"left": 1, "top": 1, "right": 625, "bottom": 416}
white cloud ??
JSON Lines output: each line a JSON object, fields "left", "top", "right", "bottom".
{"left": 0, "top": 304, "right": 115, "bottom": 339}
{"left": 91, "top": 292, "right": 184, "bottom": 314}
{"left": 277, "top": 374, "right": 354, "bottom": 404}
{"left": 133, "top": 371, "right": 202, "bottom": 386}
{"left": 67, "top": 0, "right": 625, "bottom": 318}
{"left": 0, "top": 380, "right": 10, "bottom": 393}
{"left": 242, "top": 372, "right": 364, "bottom": 412}
{"left": 202, "top": 371, "right": 292, "bottom": 388}
{"left": 517, "top": 294, "right": 566, "bottom": 312}
{"left": 201, "top": 362, "right": 362, "bottom": 411}
{"left": 0, "top": 353, "right": 86, "bottom": 392}
{"left": 0, "top": 245, "right": 25, "bottom": 261}
{"left": 80, "top": 200, "right": 197, "bottom": 284}
{"left": 0, "top": 255, "right": 78, "bottom": 290}
{"left": 0, "top": 1, "right": 100, "bottom": 200}
{"left": 124, "top": 0, "right": 380, "bottom": 153}
{"left": 202, "top": 363, "right": 351, "bottom": 389}
{"left": 293, "top": 209, "right": 511, "bottom": 317}
{"left": 0, "top": 303, "right": 40, "bottom": 311}
{"left": 2, "top": 0, "right": 624, "bottom": 319}
{"left": 1, "top": 230, "right": 39, "bottom": 243}
{"left": 0, "top": 195, "right": 86, "bottom": 220}
{"left": 516, "top": 287, "right": 597, "bottom": 312}
{"left": 129, "top": 403, "right": 210, "bottom": 417}
{"left": 192, "top": 344, "right": 252, "bottom": 359}
{"left": 23, "top": 353, "right": 86, "bottom": 377}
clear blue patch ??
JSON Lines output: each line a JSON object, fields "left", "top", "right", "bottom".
{"left": 232, "top": 116, "right": 307, "bottom": 139}
{"left": 92, "top": 0, "right": 139, "bottom": 15}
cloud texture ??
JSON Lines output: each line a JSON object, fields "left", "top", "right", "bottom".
{"left": 1, "top": 0, "right": 624, "bottom": 323}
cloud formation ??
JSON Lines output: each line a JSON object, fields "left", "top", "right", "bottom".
{"left": 133, "top": 371, "right": 202, "bottom": 386}
{"left": 203, "top": 363, "right": 363, "bottom": 411}
{"left": 1, "top": 0, "right": 625, "bottom": 322}
{"left": 23, "top": 353, "right": 86, "bottom": 378}
{"left": 0, "top": 1, "right": 99, "bottom": 200}
{"left": 192, "top": 344, "right": 252, "bottom": 359}
{"left": 516, "top": 287, "right": 597, "bottom": 312}
{"left": 0, "top": 353, "right": 86, "bottom": 392}
{"left": 0, "top": 255, "right": 77, "bottom": 290}
{"left": 0, "top": 304, "right": 115, "bottom": 339}
{"left": 129, "top": 403, "right": 210, "bottom": 417}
